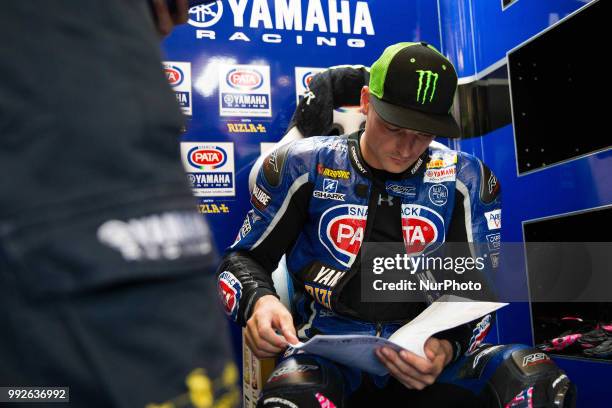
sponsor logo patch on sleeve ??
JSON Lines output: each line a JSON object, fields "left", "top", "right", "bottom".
{"left": 251, "top": 184, "right": 272, "bottom": 212}
{"left": 218, "top": 271, "right": 243, "bottom": 322}
{"left": 484, "top": 209, "right": 501, "bottom": 230}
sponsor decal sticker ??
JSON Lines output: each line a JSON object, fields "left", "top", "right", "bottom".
{"left": 313, "top": 179, "right": 345, "bottom": 201}
{"left": 386, "top": 183, "right": 416, "bottom": 198}
{"left": 304, "top": 283, "right": 333, "bottom": 310}
{"left": 319, "top": 204, "right": 368, "bottom": 267}
{"left": 226, "top": 122, "right": 267, "bottom": 133}
{"left": 181, "top": 142, "right": 235, "bottom": 197}
{"left": 486, "top": 233, "right": 501, "bottom": 251}
{"left": 317, "top": 164, "right": 351, "bottom": 179}
{"left": 410, "top": 156, "right": 424, "bottom": 175}
{"left": 251, "top": 184, "right": 272, "bottom": 212}
{"left": 522, "top": 353, "right": 551, "bottom": 367}
{"left": 349, "top": 144, "right": 367, "bottom": 175}
{"left": 198, "top": 202, "right": 230, "bottom": 214}
{"left": 490, "top": 252, "right": 500, "bottom": 268}
{"left": 310, "top": 264, "right": 346, "bottom": 288}
{"left": 467, "top": 314, "right": 492, "bottom": 355}
{"left": 488, "top": 173, "right": 499, "bottom": 196}
{"left": 427, "top": 153, "right": 457, "bottom": 169}
{"left": 424, "top": 166, "right": 456, "bottom": 183}
{"left": 163, "top": 61, "right": 192, "bottom": 115}
{"left": 400, "top": 204, "right": 445, "bottom": 255}
{"left": 323, "top": 179, "right": 337, "bottom": 193}
{"left": 484, "top": 209, "right": 501, "bottom": 230}
{"left": 428, "top": 184, "right": 448, "bottom": 206}
{"left": 218, "top": 271, "right": 242, "bottom": 321}
{"left": 303, "top": 263, "right": 346, "bottom": 310}
{"left": 232, "top": 210, "right": 261, "bottom": 246}
{"left": 219, "top": 64, "right": 271, "bottom": 117}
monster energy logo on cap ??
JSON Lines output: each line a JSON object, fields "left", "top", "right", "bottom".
{"left": 416, "top": 70, "right": 439, "bottom": 104}
{"left": 367, "top": 42, "right": 462, "bottom": 138}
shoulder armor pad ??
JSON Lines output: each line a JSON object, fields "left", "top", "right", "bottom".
{"left": 479, "top": 162, "right": 501, "bottom": 204}
{"left": 262, "top": 142, "right": 292, "bottom": 187}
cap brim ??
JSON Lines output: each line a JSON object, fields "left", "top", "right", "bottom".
{"left": 369, "top": 95, "right": 461, "bottom": 138}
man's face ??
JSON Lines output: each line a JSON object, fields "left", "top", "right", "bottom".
{"left": 359, "top": 87, "right": 434, "bottom": 173}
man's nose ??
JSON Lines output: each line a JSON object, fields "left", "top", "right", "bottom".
{"left": 396, "top": 132, "right": 418, "bottom": 157}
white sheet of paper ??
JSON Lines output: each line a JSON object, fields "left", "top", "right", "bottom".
{"left": 292, "top": 297, "right": 507, "bottom": 376}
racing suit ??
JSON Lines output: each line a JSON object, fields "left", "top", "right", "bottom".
{"left": 217, "top": 131, "right": 574, "bottom": 407}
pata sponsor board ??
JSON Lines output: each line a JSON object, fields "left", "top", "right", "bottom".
{"left": 181, "top": 142, "right": 236, "bottom": 197}
{"left": 219, "top": 64, "right": 271, "bottom": 117}
{"left": 163, "top": 61, "right": 192, "bottom": 116}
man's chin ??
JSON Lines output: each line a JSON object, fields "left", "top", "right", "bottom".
{"left": 384, "top": 161, "right": 412, "bottom": 174}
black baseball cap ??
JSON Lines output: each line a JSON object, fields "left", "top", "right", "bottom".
{"left": 368, "top": 42, "right": 461, "bottom": 138}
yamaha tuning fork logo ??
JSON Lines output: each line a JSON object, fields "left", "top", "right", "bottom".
{"left": 188, "top": 1, "right": 223, "bottom": 27}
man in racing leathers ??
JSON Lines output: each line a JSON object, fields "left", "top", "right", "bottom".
{"left": 217, "top": 43, "right": 575, "bottom": 407}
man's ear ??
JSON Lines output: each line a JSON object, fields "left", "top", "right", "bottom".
{"left": 360, "top": 86, "right": 370, "bottom": 115}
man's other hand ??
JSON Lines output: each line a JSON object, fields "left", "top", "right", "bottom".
{"left": 375, "top": 337, "right": 453, "bottom": 390}
{"left": 246, "top": 295, "right": 299, "bottom": 359}
{"left": 151, "top": 0, "right": 189, "bottom": 36}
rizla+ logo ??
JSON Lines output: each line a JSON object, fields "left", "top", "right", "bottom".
{"left": 416, "top": 70, "right": 439, "bottom": 104}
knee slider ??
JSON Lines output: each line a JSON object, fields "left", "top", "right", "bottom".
{"left": 474, "top": 345, "right": 576, "bottom": 407}
{"left": 257, "top": 354, "right": 344, "bottom": 408}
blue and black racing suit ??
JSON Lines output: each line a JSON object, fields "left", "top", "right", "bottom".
{"left": 217, "top": 131, "right": 574, "bottom": 407}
